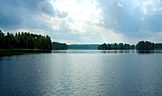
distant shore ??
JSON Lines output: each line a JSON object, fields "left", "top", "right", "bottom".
{"left": 0, "top": 49, "right": 51, "bottom": 57}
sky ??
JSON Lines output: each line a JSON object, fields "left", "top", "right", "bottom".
{"left": 1, "top": 0, "right": 162, "bottom": 44}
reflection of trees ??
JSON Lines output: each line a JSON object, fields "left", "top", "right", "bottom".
{"left": 100, "top": 50, "right": 133, "bottom": 54}
{"left": 136, "top": 50, "right": 154, "bottom": 54}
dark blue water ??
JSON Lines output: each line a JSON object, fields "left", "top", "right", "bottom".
{"left": 0, "top": 50, "right": 162, "bottom": 96}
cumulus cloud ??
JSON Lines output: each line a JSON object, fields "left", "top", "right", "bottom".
{"left": 98, "top": 0, "right": 162, "bottom": 41}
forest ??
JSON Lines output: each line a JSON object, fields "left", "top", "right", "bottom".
{"left": 52, "top": 42, "right": 68, "bottom": 50}
{"left": 98, "top": 41, "right": 162, "bottom": 50}
{"left": 136, "top": 41, "right": 162, "bottom": 50}
{"left": 98, "top": 43, "right": 135, "bottom": 50}
{"left": 0, "top": 30, "right": 52, "bottom": 50}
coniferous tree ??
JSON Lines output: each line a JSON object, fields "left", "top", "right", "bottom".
{"left": 0, "top": 30, "right": 52, "bottom": 50}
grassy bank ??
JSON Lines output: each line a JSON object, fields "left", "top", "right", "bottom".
{"left": 0, "top": 49, "right": 51, "bottom": 57}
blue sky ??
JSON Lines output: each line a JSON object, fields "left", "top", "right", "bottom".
{"left": 1, "top": 0, "right": 162, "bottom": 44}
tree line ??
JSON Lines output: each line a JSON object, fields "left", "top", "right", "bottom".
{"left": 136, "top": 41, "right": 162, "bottom": 50}
{"left": 98, "top": 43, "right": 135, "bottom": 50}
{"left": 0, "top": 30, "right": 52, "bottom": 50}
{"left": 52, "top": 42, "right": 68, "bottom": 50}
{"left": 98, "top": 41, "right": 162, "bottom": 50}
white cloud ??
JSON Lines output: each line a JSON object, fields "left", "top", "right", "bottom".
{"left": 93, "top": 26, "right": 128, "bottom": 43}
{"left": 117, "top": 2, "right": 124, "bottom": 8}
{"left": 50, "top": 0, "right": 103, "bottom": 23}
{"left": 50, "top": 0, "right": 104, "bottom": 32}
{"left": 47, "top": 0, "right": 132, "bottom": 43}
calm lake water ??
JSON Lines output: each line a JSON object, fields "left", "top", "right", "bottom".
{"left": 0, "top": 50, "right": 162, "bottom": 96}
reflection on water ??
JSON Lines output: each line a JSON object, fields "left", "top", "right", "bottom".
{"left": 52, "top": 50, "right": 162, "bottom": 54}
{"left": 100, "top": 50, "right": 135, "bottom": 54}
{"left": 136, "top": 50, "right": 162, "bottom": 54}
{"left": 0, "top": 50, "right": 162, "bottom": 96}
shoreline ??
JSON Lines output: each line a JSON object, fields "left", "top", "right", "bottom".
{"left": 0, "top": 49, "right": 51, "bottom": 57}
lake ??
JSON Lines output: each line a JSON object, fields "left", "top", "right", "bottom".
{"left": 0, "top": 50, "right": 162, "bottom": 96}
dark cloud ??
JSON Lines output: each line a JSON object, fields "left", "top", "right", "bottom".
{"left": 39, "top": 0, "right": 55, "bottom": 16}
{"left": 0, "top": 0, "right": 54, "bottom": 30}
{"left": 0, "top": 12, "right": 21, "bottom": 29}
